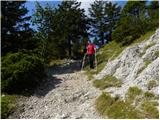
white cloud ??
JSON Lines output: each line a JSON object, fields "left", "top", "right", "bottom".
{"left": 77, "top": 0, "right": 95, "bottom": 15}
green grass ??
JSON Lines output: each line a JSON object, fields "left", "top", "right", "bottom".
{"left": 141, "top": 100, "right": 159, "bottom": 119}
{"left": 132, "top": 30, "right": 156, "bottom": 45}
{"left": 144, "top": 42, "right": 156, "bottom": 51}
{"left": 147, "top": 80, "right": 158, "bottom": 90}
{"left": 126, "top": 86, "right": 143, "bottom": 103}
{"left": 139, "top": 42, "right": 156, "bottom": 57}
{"left": 154, "top": 50, "right": 159, "bottom": 58}
{"left": 93, "top": 75, "right": 121, "bottom": 90}
{"left": 1, "top": 95, "right": 17, "bottom": 118}
{"left": 137, "top": 60, "right": 152, "bottom": 74}
{"left": 96, "top": 92, "right": 144, "bottom": 119}
{"left": 95, "top": 92, "right": 115, "bottom": 115}
{"left": 95, "top": 87, "right": 159, "bottom": 119}
{"left": 106, "top": 100, "right": 144, "bottom": 119}
{"left": 144, "top": 91, "right": 155, "bottom": 100}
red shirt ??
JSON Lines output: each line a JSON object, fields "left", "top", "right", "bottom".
{"left": 87, "top": 43, "right": 96, "bottom": 55}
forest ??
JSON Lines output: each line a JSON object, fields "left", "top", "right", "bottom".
{"left": 1, "top": 0, "right": 159, "bottom": 118}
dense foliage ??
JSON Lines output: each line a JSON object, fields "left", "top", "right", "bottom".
{"left": 1, "top": 1, "right": 34, "bottom": 55}
{"left": 1, "top": 51, "right": 45, "bottom": 93}
{"left": 113, "top": 1, "right": 159, "bottom": 46}
{"left": 33, "top": 1, "right": 89, "bottom": 60}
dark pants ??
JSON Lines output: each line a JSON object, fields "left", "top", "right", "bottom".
{"left": 88, "top": 54, "right": 94, "bottom": 69}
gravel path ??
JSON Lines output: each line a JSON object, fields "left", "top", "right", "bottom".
{"left": 9, "top": 61, "right": 102, "bottom": 119}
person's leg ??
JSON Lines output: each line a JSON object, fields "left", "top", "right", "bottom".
{"left": 90, "top": 54, "right": 94, "bottom": 69}
{"left": 88, "top": 55, "right": 92, "bottom": 69}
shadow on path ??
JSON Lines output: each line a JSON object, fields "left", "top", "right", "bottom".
{"left": 33, "top": 60, "right": 81, "bottom": 97}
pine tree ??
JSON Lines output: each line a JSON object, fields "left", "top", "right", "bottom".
{"left": 105, "top": 2, "right": 121, "bottom": 42}
{"left": 113, "top": 1, "right": 148, "bottom": 45}
{"left": 89, "top": 0, "right": 106, "bottom": 45}
{"left": 1, "top": 1, "right": 33, "bottom": 55}
{"left": 88, "top": 0, "right": 121, "bottom": 45}
{"left": 51, "top": 0, "right": 88, "bottom": 58}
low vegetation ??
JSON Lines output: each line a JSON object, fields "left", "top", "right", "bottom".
{"left": 96, "top": 92, "right": 143, "bottom": 119}
{"left": 137, "top": 60, "right": 152, "bottom": 74}
{"left": 95, "top": 86, "right": 159, "bottom": 119}
{"left": 139, "top": 41, "right": 156, "bottom": 57}
{"left": 141, "top": 100, "right": 159, "bottom": 118}
{"left": 132, "top": 30, "right": 156, "bottom": 45}
{"left": 125, "top": 86, "right": 143, "bottom": 103}
{"left": 147, "top": 80, "right": 158, "bottom": 90}
{"left": 1, "top": 95, "right": 17, "bottom": 119}
{"left": 93, "top": 75, "right": 121, "bottom": 90}
{"left": 154, "top": 50, "right": 159, "bottom": 58}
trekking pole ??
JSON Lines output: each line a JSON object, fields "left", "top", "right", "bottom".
{"left": 81, "top": 53, "right": 87, "bottom": 71}
{"left": 95, "top": 51, "right": 98, "bottom": 73}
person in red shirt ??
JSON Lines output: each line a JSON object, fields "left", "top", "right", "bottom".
{"left": 86, "top": 40, "right": 96, "bottom": 69}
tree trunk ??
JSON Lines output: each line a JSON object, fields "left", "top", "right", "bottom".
{"left": 68, "top": 34, "right": 72, "bottom": 58}
{"left": 100, "top": 31, "right": 104, "bottom": 45}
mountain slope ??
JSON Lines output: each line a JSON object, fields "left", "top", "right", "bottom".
{"left": 93, "top": 29, "right": 159, "bottom": 119}
{"left": 94, "top": 29, "right": 159, "bottom": 98}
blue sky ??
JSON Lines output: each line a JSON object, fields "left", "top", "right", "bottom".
{"left": 25, "top": 0, "right": 127, "bottom": 30}
{"left": 25, "top": 0, "right": 127, "bottom": 16}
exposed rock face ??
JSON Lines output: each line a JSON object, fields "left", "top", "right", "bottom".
{"left": 9, "top": 61, "right": 101, "bottom": 119}
{"left": 94, "top": 29, "right": 159, "bottom": 98}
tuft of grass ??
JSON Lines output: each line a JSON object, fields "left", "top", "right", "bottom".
{"left": 126, "top": 86, "right": 142, "bottom": 103}
{"left": 95, "top": 92, "right": 115, "bottom": 116}
{"left": 141, "top": 100, "right": 159, "bottom": 119}
{"left": 1, "top": 95, "right": 17, "bottom": 118}
{"left": 139, "top": 42, "right": 156, "bottom": 57}
{"left": 93, "top": 75, "right": 121, "bottom": 90}
{"left": 154, "top": 50, "right": 159, "bottom": 58}
{"left": 132, "top": 30, "right": 156, "bottom": 45}
{"left": 137, "top": 60, "right": 152, "bottom": 74}
{"left": 106, "top": 100, "right": 144, "bottom": 119}
{"left": 144, "top": 91, "right": 155, "bottom": 100}
{"left": 147, "top": 80, "right": 158, "bottom": 90}
{"left": 144, "top": 42, "right": 156, "bottom": 51}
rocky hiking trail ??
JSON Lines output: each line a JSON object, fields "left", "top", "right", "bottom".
{"left": 9, "top": 61, "right": 102, "bottom": 119}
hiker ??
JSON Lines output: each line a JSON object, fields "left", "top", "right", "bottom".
{"left": 86, "top": 40, "right": 96, "bottom": 69}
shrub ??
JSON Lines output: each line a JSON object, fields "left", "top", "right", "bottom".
{"left": 1, "top": 51, "right": 45, "bottom": 93}
{"left": 1, "top": 95, "right": 16, "bottom": 118}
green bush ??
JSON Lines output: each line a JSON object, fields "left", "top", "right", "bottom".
{"left": 1, "top": 51, "right": 45, "bottom": 93}
{"left": 1, "top": 95, "right": 16, "bottom": 118}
